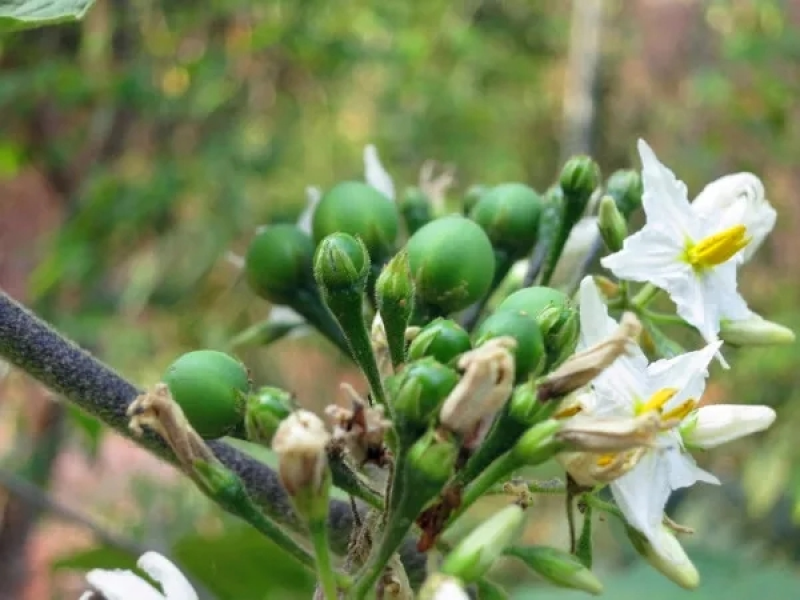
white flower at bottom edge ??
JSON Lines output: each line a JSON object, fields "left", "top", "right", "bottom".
{"left": 600, "top": 139, "right": 761, "bottom": 365}
{"left": 79, "top": 552, "right": 197, "bottom": 600}
{"left": 569, "top": 278, "right": 718, "bottom": 563}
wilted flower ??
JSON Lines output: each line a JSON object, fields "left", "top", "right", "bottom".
{"left": 79, "top": 552, "right": 197, "bottom": 600}
{"left": 272, "top": 409, "right": 331, "bottom": 497}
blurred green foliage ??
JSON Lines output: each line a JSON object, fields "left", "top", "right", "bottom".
{"left": 4, "top": 0, "right": 800, "bottom": 597}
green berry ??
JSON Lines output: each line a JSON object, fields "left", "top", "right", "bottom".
{"left": 407, "top": 318, "right": 472, "bottom": 366}
{"left": 245, "top": 224, "right": 314, "bottom": 304}
{"left": 470, "top": 183, "right": 542, "bottom": 259}
{"left": 475, "top": 311, "right": 546, "bottom": 381}
{"left": 407, "top": 215, "right": 495, "bottom": 314}
{"left": 312, "top": 181, "right": 399, "bottom": 260}
{"left": 163, "top": 350, "right": 250, "bottom": 439}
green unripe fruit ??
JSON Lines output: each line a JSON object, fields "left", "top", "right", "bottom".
{"left": 407, "top": 318, "right": 472, "bottom": 366}
{"left": 475, "top": 311, "right": 546, "bottom": 381}
{"left": 312, "top": 181, "right": 399, "bottom": 260}
{"left": 400, "top": 186, "right": 433, "bottom": 236}
{"left": 162, "top": 350, "right": 250, "bottom": 439}
{"left": 313, "top": 232, "right": 370, "bottom": 291}
{"left": 245, "top": 225, "right": 314, "bottom": 304}
{"left": 386, "top": 357, "right": 459, "bottom": 435}
{"left": 606, "top": 169, "right": 643, "bottom": 218}
{"left": 244, "top": 386, "right": 293, "bottom": 446}
{"left": 497, "top": 286, "right": 578, "bottom": 370}
{"left": 463, "top": 184, "right": 488, "bottom": 214}
{"left": 407, "top": 215, "right": 495, "bottom": 314}
{"left": 469, "top": 183, "right": 543, "bottom": 259}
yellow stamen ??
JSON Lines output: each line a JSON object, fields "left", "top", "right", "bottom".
{"left": 636, "top": 387, "right": 678, "bottom": 416}
{"left": 554, "top": 405, "right": 582, "bottom": 420}
{"left": 683, "top": 224, "right": 750, "bottom": 269}
{"left": 662, "top": 399, "right": 697, "bottom": 423}
{"left": 596, "top": 453, "right": 615, "bottom": 467}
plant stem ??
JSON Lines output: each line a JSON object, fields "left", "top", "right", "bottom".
{"left": 631, "top": 283, "right": 661, "bottom": 309}
{"left": 292, "top": 287, "right": 352, "bottom": 356}
{"left": 329, "top": 452, "right": 384, "bottom": 509}
{"left": 453, "top": 453, "right": 519, "bottom": 523}
{"left": 310, "top": 516, "right": 341, "bottom": 600}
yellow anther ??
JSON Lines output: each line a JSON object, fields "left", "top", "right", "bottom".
{"left": 684, "top": 224, "right": 750, "bottom": 269}
{"left": 636, "top": 387, "right": 678, "bottom": 416}
{"left": 596, "top": 453, "right": 616, "bottom": 467}
{"left": 662, "top": 399, "right": 697, "bottom": 423}
{"left": 554, "top": 405, "right": 582, "bottom": 420}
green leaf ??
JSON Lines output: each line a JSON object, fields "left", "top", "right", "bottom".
{"left": 172, "top": 523, "right": 314, "bottom": 598}
{"left": 0, "top": 0, "right": 94, "bottom": 32}
{"left": 67, "top": 404, "right": 104, "bottom": 461}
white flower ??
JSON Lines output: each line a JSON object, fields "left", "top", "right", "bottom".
{"left": 574, "top": 277, "right": 721, "bottom": 563}
{"left": 600, "top": 139, "right": 760, "bottom": 363}
{"left": 79, "top": 552, "right": 197, "bottom": 600}
{"left": 296, "top": 186, "right": 322, "bottom": 236}
{"left": 692, "top": 172, "right": 775, "bottom": 263}
{"left": 680, "top": 404, "right": 775, "bottom": 449}
{"left": 363, "top": 144, "right": 396, "bottom": 201}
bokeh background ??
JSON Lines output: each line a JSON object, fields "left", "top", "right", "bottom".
{"left": 2, "top": 0, "right": 800, "bottom": 598}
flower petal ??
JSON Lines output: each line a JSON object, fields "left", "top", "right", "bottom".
{"left": 600, "top": 226, "right": 689, "bottom": 288}
{"left": 692, "top": 172, "right": 775, "bottom": 262}
{"left": 611, "top": 450, "right": 672, "bottom": 546}
{"left": 681, "top": 404, "right": 776, "bottom": 449}
{"left": 578, "top": 275, "right": 621, "bottom": 348}
{"left": 137, "top": 552, "right": 198, "bottom": 600}
{"left": 701, "top": 261, "right": 753, "bottom": 322}
{"left": 645, "top": 342, "right": 721, "bottom": 411}
{"left": 85, "top": 570, "right": 165, "bottom": 600}
{"left": 296, "top": 186, "right": 322, "bottom": 235}
{"left": 637, "top": 139, "right": 700, "bottom": 240}
{"left": 363, "top": 144, "right": 396, "bottom": 201}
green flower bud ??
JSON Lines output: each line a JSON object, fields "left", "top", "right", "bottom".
{"left": 497, "top": 286, "right": 578, "bottom": 371}
{"left": 400, "top": 186, "right": 434, "bottom": 235}
{"left": 406, "top": 428, "right": 459, "bottom": 489}
{"left": 244, "top": 386, "right": 293, "bottom": 446}
{"left": 313, "top": 232, "right": 370, "bottom": 291}
{"left": 559, "top": 155, "right": 600, "bottom": 224}
{"left": 407, "top": 215, "right": 495, "bottom": 315}
{"left": 312, "top": 181, "right": 399, "bottom": 261}
{"left": 245, "top": 224, "right": 315, "bottom": 304}
{"left": 719, "top": 316, "right": 796, "bottom": 347}
{"left": 597, "top": 194, "right": 628, "bottom": 253}
{"left": 507, "top": 381, "right": 543, "bottom": 425}
{"left": 376, "top": 250, "right": 415, "bottom": 368}
{"left": 606, "top": 169, "right": 643, "bottom": 218}
{"left": 506, "top": 545, "right": 603, "bottom": 595}
{"left": 463, "top": 184, "right": 488, "bottom": 214}
{"left": 511, "top": 419, "right": 563, "bottom": 465}
{"left": 469, "top": 183, "right": 543, "bottom": 259}
{"left": 407, "top": 317, "right": 472, "bottom": 366}
{"left": 162, "top": 350, "right": 250, "bottom": 439}
{"left": 441, "top": 504, "right": 526, "bottom": 583}
{"left": 386, "top": 357, "right": 459, "bottom": 442}
{"left": 475, "top": 311, "right": 546, "bottom": 381}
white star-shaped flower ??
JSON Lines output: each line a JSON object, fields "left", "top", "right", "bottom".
{"left": 601, "top": 139, "right": 767, "bottom": 364}
{"left": 570, "top": 277, "right": 775, "bottom": 564}
{"left": 79, "top": 552, "right": 197, "bottom": 600}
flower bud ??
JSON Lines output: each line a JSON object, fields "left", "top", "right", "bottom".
{"left": 475, "top": 311, "right": 546, "bottom": 381}
{"left": 719, "top": 316, "right": 796, "bottom": 347}
{"left": 597, "top": 194, "right": 628, "bottom": 252}
{"left": 497, "top": 286, "right": 578, "bottom": 371}
{"left": 506, "top": 545, "right": 603, "bottom": 595}
{"left": 592, "top": 275, "right": 620, "bottom": 300}
{"left": 400, "top": 186, "right": 434, "bottom": 235}
{"left": 439, "top": 337, "right": 516, "bottom": 437}
{"left": 245, "top": 224, "right": 315, "bottom": 304}
{"left": 312, "top": 181, "right": 399, "bottom": 261}
{"left": 407, "top": 429, "right": 458, "bottom": 489}
{"left": 272, "top": 410, "right": 332, "bottom": 512}
{"left": 407, "top": 318, "right": 472, "bottom": 366}
{"left": 407, "top": 215, "right": 496, "bottom": 315}
{"left": 162, "top": 350, "right": 250, "bottom": 439}
{"left": 626, "top": 525, "right": 699, "bottom": 590}
{"left": 507, "top": 381, "right": 544, "bottom": 425}
{"left": 313, "top": 232, "right": 370, "bottom": 292}
{"left": 244, "top": 386, "right": 293, "bottom": 446}
{"left": 441, "top": 504, "right": 526, "bottom": 583}
{"left": 469, "top": 183, "right": 543, "bottom": 259}
{"left": 419, "top": 574, "right": 469, "bottom": 600}
{"left": 559, "top": 155, "right": 601, "bottom": 223}
{"left": 605, "top": 169, "right": 643, "bottom": 218}
{"left": 511, "top": 419, "right": 563, "bottom": 465}
{"left": 386, "top": 357, "right": 459, "bottom": 442}
{"left": 680, "top": 404, "right": 776, "bottom": 449}
{"left": 376, "top": 250, "right": 415, "bottom": 367}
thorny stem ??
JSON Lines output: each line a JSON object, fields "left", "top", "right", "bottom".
{"left": 0, "top": 292, "right": 430, "bottom": 588}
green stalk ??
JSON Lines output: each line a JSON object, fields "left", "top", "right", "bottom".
{"left": 310, "top": 516, "right": 341, "bottom": 600}
{"left": 631, "top": 282, "right": 661, "bottom": 309}
{"left": 292, "top": 287, "right": 351, "bottom": 356}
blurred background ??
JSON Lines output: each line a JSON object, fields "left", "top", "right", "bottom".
{"left": 2, "top": 0, "right": 800, "bottom": 598}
